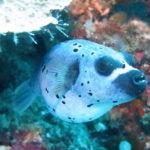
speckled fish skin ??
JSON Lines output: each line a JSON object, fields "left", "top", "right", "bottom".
{"left": 36, "top": 39, "right": 147, "bottom": 123}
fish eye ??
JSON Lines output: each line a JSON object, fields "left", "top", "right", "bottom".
{"left": 95, "top": 56, "right": 122, "bottom": 76}
{"left": 122, "top": 52, "right": 135, "bottom": 67}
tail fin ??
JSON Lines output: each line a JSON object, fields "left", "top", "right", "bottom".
{"left": 12, "top": 79, "right": 36, "bottom": 113}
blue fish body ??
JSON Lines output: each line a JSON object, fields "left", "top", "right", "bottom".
{"left": 13, "top": 39, "right": 148, "bottom": 123}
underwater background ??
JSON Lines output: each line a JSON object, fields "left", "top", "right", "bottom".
{"left": 0, "top": 0, "right": 150, "bottom": 150}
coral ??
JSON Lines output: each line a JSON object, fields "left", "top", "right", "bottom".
{"left": 11, "top": 129, "right": 46, "bottom": 150}
{"left": 0, "top": 0, "right": 72, "bottom": 56}
{"left": 70, "top": 1, "right": 150, "bottom": 55}
{"left": 0, "top": 0, "right": 72, "bottom": 33}
{"left": 71, "top": 14, "right": 150, "bottom": 54}
{"left": 145, "top": 86, "right": 150, "bottom": 105}
{"left": 69, "top": 0, "right": 113, "bottom": 22}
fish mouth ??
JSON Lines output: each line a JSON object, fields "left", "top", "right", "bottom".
{"left": 132, "top": 74, "right": 147, "bottom": 86}
{"left": 113, "top": 70, "right": 148, "bottom": 97}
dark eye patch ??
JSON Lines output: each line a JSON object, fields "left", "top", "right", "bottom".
{"left": 122, "top": 52, "right": 135, "bottom": 66}
{"left": 95, "top": 56, "right": 123, "bottom": 76}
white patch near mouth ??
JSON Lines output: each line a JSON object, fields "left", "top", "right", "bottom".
{"left": 109, "top": 62, "right": 137, "bottom": 81}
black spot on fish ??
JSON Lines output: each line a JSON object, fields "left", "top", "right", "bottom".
{"left": 62, "top": 95, "right": 66, "bottom": 99}
{"left": 73, "top": 48, "right": 78, "bottom": 52}
{"left": 56, "top": 94, "right": 59, "bottom": 99}
{"left": 97, "top": 100, "right": 100, "bottom": 102}
{"left": 45, "top": 88, "right": 49, "bottom": 93}
{"left": 87, "top": 104, "right": 93, "bottom": 107}
{"left": 68, "top": 117, "right": 71, "bottom": 119}
{"left": 78, "top": 45, "right": 82, "bottom": 47}
{"left": 91, "top": 52, "right": 94, "bottom": 55}
{"left": 87, "top": 81, "right": 90, "bottom": 84}
{"left": 81, "top": 83, "right": 84, "bottom": 86}
{"left": 62, "top": 101, "right": 66, "bottom": 104}
{"left": 78, "top": 95, "right": 82, "bottom": 97}
{"left": 113, "top": 100, "right": 118, "bottom": 103}
{"left": 65, "top": 60, "right": 80, "bottom": 90}
{"left": 42, "top": 65, "right": 46, "bottom": 72}
{"left": 88, "top": 92, "right": 93, "bottom": 96}
{"left": 82, "top": 54, "right": 85, "bottom": 57}
{"left": 53, "top": 108, "right": 55, "bottom": 112}
{"left": 73, "top": 43, "right": 77, "bottom": 46}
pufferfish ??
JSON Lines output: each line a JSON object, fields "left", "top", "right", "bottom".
{"left": 13, "top": 39, "right": 147, "bottom": 123}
